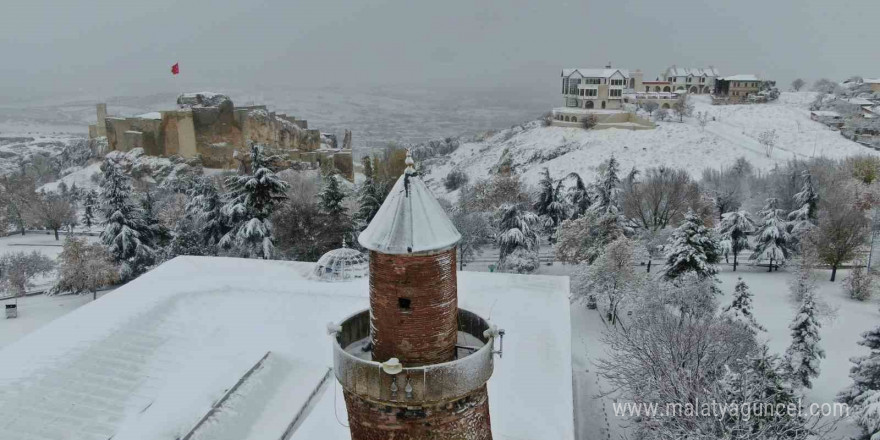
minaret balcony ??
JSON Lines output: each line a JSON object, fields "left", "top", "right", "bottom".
{"left": 330, "top": 308, "right": 501, "bottom": 403}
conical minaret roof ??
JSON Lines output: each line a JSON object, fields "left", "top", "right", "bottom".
{"left": 358, "top": 152, "right": 461, "bottom": 255}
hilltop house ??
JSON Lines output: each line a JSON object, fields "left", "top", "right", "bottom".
{"left": 560, "top": 67, "right": 641, "bottom": 110}
{"left": 865, "top": 78, "right": 880, "bottom": 93}
{"left": 714, "top": 74, "right": 764, "bottom": 103}
{"left": 661, "top": 66, "right": 720, "bottom": 94}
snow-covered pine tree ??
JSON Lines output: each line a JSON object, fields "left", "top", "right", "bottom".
{"left": 82, "top": 190, "right": 97, "bottom": 230}
{"left": 788, "top": 170, "right": 819, "bottom": 235}
{"left": 534, "top": 168, "right": 567, "bottom": 238}
{"left": 662, "top": 209, "right": 721, "bottom": 282}
{"left": 318, "top": 173, "right": 347, "bottom": 218}
{"left": 354, "top": 178, "right": 385, "bottom": 229}
{"left": 840, "top": 324, "right": 880, "bottom": 439}
{"left": 140, "top": 190, "right": 169, "bottom": 248}
{"left": 717, "top": 210, "right": 755, "bottom": 271}
{"left": 219, "top": 144, "right": 289, "bottom": 259}
{"left": 750, "top": 198, "right": 792, "bottom": 271}
{"left": 99, "top": 161, "right": 156, "bottom": 281}
{"left": 718, "top": 345, "right": 803, "bottom": 437}
{"left": 565, "top": 172, "right": 592, "bottom": 220}
{"left": 784, "top": 290, "right": 825, "bottom": 389}
{"left": 496, "top": 203, "right": 540, "bottom": 273}
{"left": 723, "top": 278, "right": 766, "bottom": 334}
{"left": 185, "top": 177, "right": 227, "bottom": 248}
{"left": 591, "top": 156, "right": 622, "bottom": 215}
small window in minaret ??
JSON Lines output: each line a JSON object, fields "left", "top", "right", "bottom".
{"left": 398, "top": 298, "right": 412, "bottom": 312}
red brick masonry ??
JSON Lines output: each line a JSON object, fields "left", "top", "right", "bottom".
{"left": 369, "top": 249, "right": 458, "bottom": 366}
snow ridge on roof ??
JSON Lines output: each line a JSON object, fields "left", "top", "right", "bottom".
{"left": 723, "top": 74, "right": 760, "bottom": 81}
{"left": 562, "top": 68, "right": 629, "bottom": 78}
{"left": 666, "top": 66, "right": 720, "bottom": 77}
{"left": 358, "top": 154, "right": 461, "bottom": 254}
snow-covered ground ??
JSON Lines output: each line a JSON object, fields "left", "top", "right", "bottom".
{"left": 0, "top": 291, "right": 110, "bottom": 350}
{"left": 0, "top": 232, "right": 100, "bottom": 295}
{"left": 423, "top": 92, "right": 876, "bottom": 194}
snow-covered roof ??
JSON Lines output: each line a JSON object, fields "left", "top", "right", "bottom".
{"left": 0, "top": 256, "right": 574, "bottom": 440}
{"left": 864, "top": 78, "right": 880, "bottom": 84}
{"left": 722, "top": 74, "right": 761, "bottom": 81}
{"left": 811, "top": 110, "right": 841, "bottom": 117}
{"left": 358, "top": 154, "right": 461, "bottom": 254}
{"left": 666, "top": 66, "right": 720, "bottom": 77}
{"left": 562, "top": 68, "right": 629, "bottom": 78}
{"left": 847, "top": 97, "right": 875, "bottom": 106}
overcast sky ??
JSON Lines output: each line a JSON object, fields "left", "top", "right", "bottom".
{"left": 1, "top": 0, "right": 877, "bottom": 101}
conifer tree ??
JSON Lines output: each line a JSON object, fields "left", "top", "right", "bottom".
{"left": 82, "top": 190, "right": 97, "bottom": 230}
{"left": 788, "top": 170, "right": 819, "bottom": 235}
{"left": 186, "top": 177, "right": 226, "bottom": 248}
{"left": 591, "top": 156, "right": 622, "bottom": 215}
{"left": 751, "top": 198, "right": 792, "bottom": 271}
{"left": 534, "top": 168, "right": 567, "bottom": 238}
{"left": 717, "top": 210, "right": 755, "bottom": 271}
{"left": 99, "top": 161, "right": 156, "bottom": 280}
{"left": 497, "top": 203, "right": 540, "bottom": 273}
{"left": 354, "top": 174, "right": 386, "bottom": 229}
{"left": 565, "top": 172, "right": 592, "bottom": 220}
{"left": 219, "top": 144, "right": 289, "bottom": 259}
{"left": 784, "top": 290, "right": 825, "bottom": 389}
{"left": 662, "top": 210, "right": 721, "bottom": 282}
{"left": 723, "top": 278, "right": 766, "bottom": 334}
{"left": 318, "top": 173, "right": 347, "bottom": 218}
{"left": 840, "top": 324, "right": 880, "bottom": 438}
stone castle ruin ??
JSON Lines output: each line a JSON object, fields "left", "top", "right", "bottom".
{"left": 89, "top": 92, "right": 352, "bottom": 179}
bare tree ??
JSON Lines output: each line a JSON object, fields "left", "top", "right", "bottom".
{"left": 671, "top": 95, "right": 694, "bottom": 122}
{"left": 696, "top": 111, "right": 709, "bottom": 130}
{"left": 571, "top": 237, "right": 645, "bottom": 325}
{"left": 0, "top": 251, "right": 55, "bottom": 302}
{"left": 655, "top": 107, "right": 670, "bottom": 122}
{"left": 447, "top": 185, "right": 492, "bottom": 270}
{"left": 813, "top": 78, "right": 841, "bottom": 95}
{"left": 758, "top": 129, "right": 779, "bottom": 157}
{"left": 0, "top": 175, "right": 37, "bottom": 235}
{"left": 30, "top": 192, "right": 76, "bottom": 240}
{"left": 791, "top": 78, "right": 806, "bottom": 91}
{"left": 622, "top": 166, "right": 704, "bottom": 231}
{"left": 642, "top": 100, "right": 659, "bottom": 116}
{"left": 53, "top": 237, "right": 118, "bottom": 300}
{"left": 701, "top": 167, "right": 745, "bottom": 222}
{"left": 808, "top": 184, "right": 869, "bottom": 281}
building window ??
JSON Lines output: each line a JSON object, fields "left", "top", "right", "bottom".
{"left": 398, "top": 298, "right": 412, "bottom": 312}
{"left": 610, "top": 89, "right": 622, "bottom": 97}
{"left": 585, "top": 89, "right": 597, "bottom": 97}
{"left": 566, "top": 98, "right": 578, "bottom": 107}
{"left": 610, "top": 79, "right": 625, "bottom": 86}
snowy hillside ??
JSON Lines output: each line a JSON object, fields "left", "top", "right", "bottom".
{"left": 423, "top": 92, "right": 876, "bottom": 195}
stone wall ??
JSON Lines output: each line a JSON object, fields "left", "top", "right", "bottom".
{"left": 91, "top": 94, "right": 352, "bottom": 176}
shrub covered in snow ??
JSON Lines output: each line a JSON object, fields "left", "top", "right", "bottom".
{"left": 845, "top": 263, "right": 875, "bottom": 301}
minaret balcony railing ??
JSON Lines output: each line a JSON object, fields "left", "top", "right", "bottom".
{"left": 330, "top": 308, "right": 500, "bottom": 403}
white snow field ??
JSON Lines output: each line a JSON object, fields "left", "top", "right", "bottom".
{"left": 0, "top": 256, "right": 574, "bottom": 440}
{"left": 424, "top": 92, "right": 876, "bottom": 193}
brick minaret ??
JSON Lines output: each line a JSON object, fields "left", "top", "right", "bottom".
{"left": 331, "top": 152, "right": 496, "bottom": 440}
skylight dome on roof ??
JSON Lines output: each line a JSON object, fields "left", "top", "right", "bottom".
{"left": 313, "top": 247, "right": 368, "bottom": 281}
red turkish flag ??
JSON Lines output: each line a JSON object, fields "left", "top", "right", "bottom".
{"left": 171, "top": 63, "right": 179, "bottom": 75}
